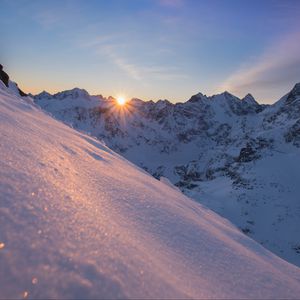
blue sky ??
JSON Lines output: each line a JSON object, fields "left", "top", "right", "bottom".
{"left": 1, "top": 0, "right": 300, "bottom": 103}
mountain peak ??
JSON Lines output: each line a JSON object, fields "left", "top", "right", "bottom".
{"left": 243, "top": 93, "right": 254, "bottom": 100}
{"left": 286, "top": 82, "right": 300, "bottom": 105}
{"left": 222, "top": 91, "right": 233, "bottom": 96}
{"left": 210, "top": 91, "right": 240, "bottom": 103}
{"left": 292, "top": 82, "right": 300, "bottom": 90}
{"left": 242, "top": 93, "right": 258, "bottom": 105}
{"left": 220, "top": 91, "right": 240, "bottom": 100}
{"left": 187, "top": 92, "right": 207, "bottom": 103}
{"left": 35, "top": 91, "right": 52, "bottom": 99}
{"left": 0, "top": 64, "right": 9, "bottom": 87}
{"left": 53, "top": 88, "right": 90, "bottom": 100}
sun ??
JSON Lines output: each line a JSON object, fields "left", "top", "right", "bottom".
{"left": 117, "top": 97, "right": 126, "bottom": 106}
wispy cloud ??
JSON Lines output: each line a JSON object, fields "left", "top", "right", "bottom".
{"left": 105, "top": 49, "right": 188, "bottom": 82}
{"left": 143, "top": 65, "right": 188, "bottom": 80}
{"left": 219, "top": 30, "right": 300, "bottom": 101}
{"left": 83, "top": 35, "right": 188, "bottom": 82}
{"left": 79, "top": 34, "right": 124, "bottom": 49}
{"left": 107, "top": 52, "right": 142, "bottom": 81}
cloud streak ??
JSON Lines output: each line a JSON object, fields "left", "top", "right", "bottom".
{"left": 220, "top": 30, "right": 300, "bottom": 102}
{"left": 107, "top": 50, "right": 188, "bottom": 82}
{"left": 108, "top": 52, "right": 142, "bottom": 81}
{"left": 86, "top": 36, "right": 188, "bottom": 82}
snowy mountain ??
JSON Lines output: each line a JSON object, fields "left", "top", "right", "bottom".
{"left": 2, "top": 69, "right": 300, "bottom": 299}
{"left": 33, "top": 82, "right": 300, "bottom": 268}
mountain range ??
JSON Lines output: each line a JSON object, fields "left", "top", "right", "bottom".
{"left": 32, "top": 81, "right": 300, "bottom": 267}
{"left": 2, "top": 66, "right": 300, "bottom": 298}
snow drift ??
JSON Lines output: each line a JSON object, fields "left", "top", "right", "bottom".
{"left": 1, "top": 83, "right": 300, "bottom": 299}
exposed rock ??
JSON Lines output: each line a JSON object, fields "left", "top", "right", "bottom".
{"left": 285, "top": 120, "right": 300, "bottom": 147}
{"left": 0, "top": 64, "right": 9, "bottom": 87}
{"left": 237, "top": 143, "right": 260, "bottom": 163}
{"left": 286, "top": 83, "right": 300, "bottom": 105}
{"left": 0, "top": 64, "right": 27, "bottom": 96}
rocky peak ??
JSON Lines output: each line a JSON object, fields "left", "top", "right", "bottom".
{"left": 187, "top": 92, "right": 207, "bottom": 103}
{"left": 0, "top": 64, "right": 27, "bottom": 96}
{"left": 130, "top": 98, "right": 144, "bottom": 107}
{"left": 286, "top": 83, "right": 300, "bottom": 105}
{"left": 107, "top": 96, "right": 116, "bottom": 102}
{"left": 209, "top": 91, "right": 240, "bottom": 104}
{"left": 240, "top": 93, "right": 264, "bottom": 113}
{"left": 0, "top": 64, "right": 9, "bottom": 87}
{"left": 53, "top": 88, "right": 90, "bottom": 100}
{"left": 35, "top": 91, "right": 52, "bottom": 100}
{"left": 155, "top": 99, "right": 172, "bottom": 109}
{"left": 222, "top": 91, "right": 236, "bottom": 99}
{"left": 242, "top": 93, "right": 258, "bottom": 105}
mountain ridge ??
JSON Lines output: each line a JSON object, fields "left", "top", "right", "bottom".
{"left": 2, "top": 68, "right": 300, "bottom": 298}
{"left": 31, "top": 79, "right": 300, "bottom": 268}
{"left": 1, "top": 65, "right": 299, "bottom": 267}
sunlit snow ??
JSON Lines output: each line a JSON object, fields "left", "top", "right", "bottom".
{"left": 1, "top": 83, "right": 300, "bottom": 298}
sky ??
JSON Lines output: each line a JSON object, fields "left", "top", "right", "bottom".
{"left": 1, "top": 0, "right": 300, "bottom": 103}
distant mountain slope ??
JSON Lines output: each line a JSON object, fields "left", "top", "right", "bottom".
{"left": 34, "top": 82, "right": 300, "bottom": 267}
{"left": 2, "top": 71, "right": 300, "bottom": 298}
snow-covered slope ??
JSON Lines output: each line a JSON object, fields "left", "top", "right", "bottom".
{"left": 2, "top": 78, "right": 300, "bottom": 299}
{"left": 34, "top": 84, "right": 300, "bottom": 267}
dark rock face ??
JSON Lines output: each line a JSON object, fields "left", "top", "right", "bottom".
{"left": 0, "top": 64, "right": 27, "bottom": 96}
{"left": 18, "top": 87, "right": 27, "bottom": 97}
{"left": 0, "top": 64, "right": 9, "bottom": 87}
{"left": 188, "top": 93, "right": 205, "bottom": 103}
{"left": 285, "top": 120, "right": 300, "bottom": 147}
{"left": 237, "top": 144, "right": 260, "bottom": 163}
{"left": 286, "top": 83, "right": 300, "bottom": 105}
{"left": 152, "top": 165, "right": 166, "bottom": 179}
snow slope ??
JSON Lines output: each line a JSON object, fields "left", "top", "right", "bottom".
{"left": 1, "top": 79, "right": 300, "bottom": 299}
{"left": 33, "top": 85, "right": 300, "bottom": 267}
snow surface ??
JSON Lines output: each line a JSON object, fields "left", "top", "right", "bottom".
{"left": 1, "top": 86, "right": 300, "bottom": 299}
